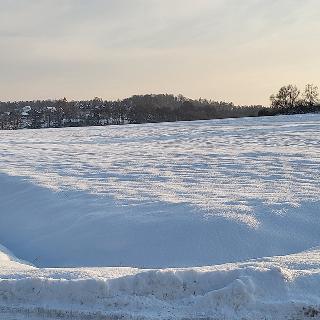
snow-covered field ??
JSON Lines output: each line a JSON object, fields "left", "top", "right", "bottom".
{"left": 0, "top": 114, "right": 320, "bottom": 319}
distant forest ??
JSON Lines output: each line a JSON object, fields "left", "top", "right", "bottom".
{"left": 0, "top": 84, "right": 319, "bottom": 130}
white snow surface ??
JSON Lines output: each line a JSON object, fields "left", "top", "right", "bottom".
{"left": 0, "top": 114, "right": 320, "bottom": 319}
{"left": 0, "top": 245, "right": 320, "bottom": 319}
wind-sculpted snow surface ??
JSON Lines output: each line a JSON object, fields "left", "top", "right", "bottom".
{"left": 0, "top": 114, "right": 320, "bottom": 268}
{"left": 1, "top": 114, "right": 320, "bottom": 319}
{"left": 1, "top": 114, "right": 319, "bottom": 228}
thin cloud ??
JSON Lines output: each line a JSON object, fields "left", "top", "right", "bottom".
{"left": 0, "top": 0, "right": 319, "bottom": 104}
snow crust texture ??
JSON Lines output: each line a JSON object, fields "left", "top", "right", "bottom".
{"left": 0, "top": 114, "right": 320, "bottom": 268}
{"left": 0, "top": 114, "right": 320, "bottom": 319}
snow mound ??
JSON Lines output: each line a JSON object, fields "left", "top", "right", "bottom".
{"left": 0, "top": 248, "right": 319, "bottom": 319}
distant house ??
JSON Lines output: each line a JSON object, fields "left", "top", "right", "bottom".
{"left": 22, "top": 106, "right": 31, "bottom": 113}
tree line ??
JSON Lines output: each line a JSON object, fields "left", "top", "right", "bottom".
{"left": 0, "top": 87, "right": 319, "bottom": 130}
{"left": 0, "top": 94, "right": 263, "bottom": 130}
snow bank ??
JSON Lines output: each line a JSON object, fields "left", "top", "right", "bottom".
{"left": 0, "top": 247, "right": 320, "bottom": 319}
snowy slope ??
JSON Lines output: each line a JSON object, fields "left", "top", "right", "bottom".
{"left": 0, "top": 114, "right": 320, "bottom": 319}
{"left": 0, "top": 114, "right": 320, "bottom": 268}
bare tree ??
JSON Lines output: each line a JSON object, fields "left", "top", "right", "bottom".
{"left": 302, "top": 84, "right": 319, "bottom": 107}
{"left": 270, "top": 85, "right": 300, "bottom": 109}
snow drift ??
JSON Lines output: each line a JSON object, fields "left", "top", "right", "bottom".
{"left": 0, "top": 114, "right": 320, "bottom": 318}
{"left": 0, "top": 114, "right": 320, "bottom": 268}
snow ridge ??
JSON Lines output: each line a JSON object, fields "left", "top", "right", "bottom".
{"left": 1, "top": 247, "right": 320, "bottom": 319}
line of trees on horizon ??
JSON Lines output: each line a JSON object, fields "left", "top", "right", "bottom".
{"left": 0, "top": 94, "right": 264, "bottom": 130}
{"left": 0, "top": 86, "right": 319, "bottom": 130}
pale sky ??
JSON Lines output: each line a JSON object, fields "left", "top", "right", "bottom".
{"left": 0, "top": 0, "right": 319, "bottom": 105}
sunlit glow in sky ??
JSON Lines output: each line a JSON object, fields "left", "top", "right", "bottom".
{"left": 0, "top": 0, "right": 319, "bottom": 105}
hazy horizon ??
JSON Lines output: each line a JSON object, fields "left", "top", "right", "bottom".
{"left": 1, "top": 0, "right": 319, "bottom": 105}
